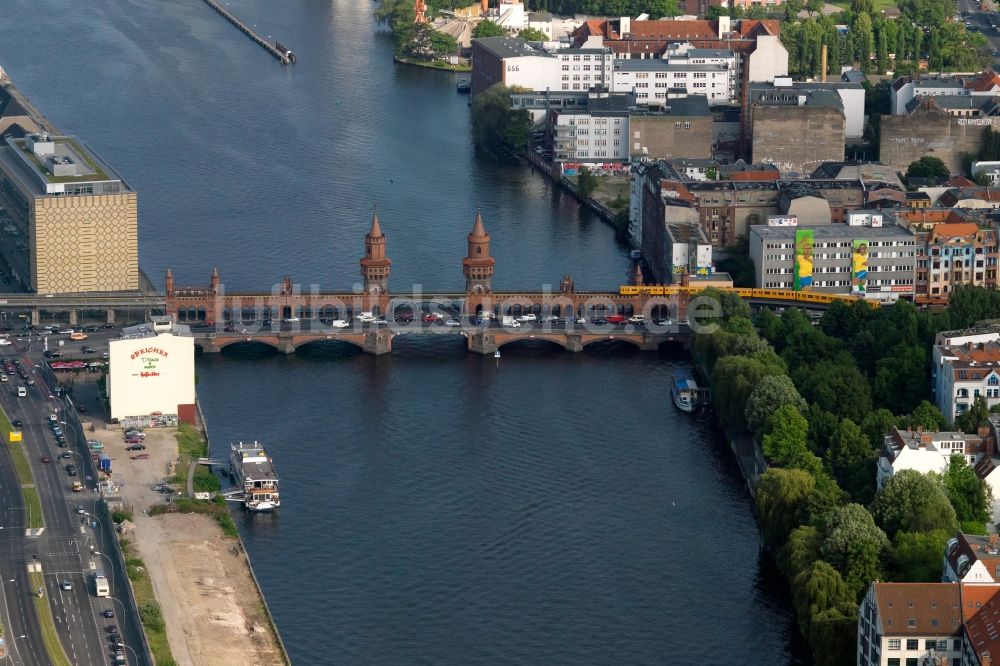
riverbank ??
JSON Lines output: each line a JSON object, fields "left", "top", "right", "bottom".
{"left": 77, "top": 393, "right": 287, "bottom": 666}
{"left": 393, "top": 55, "right": 471, "bottom": 71}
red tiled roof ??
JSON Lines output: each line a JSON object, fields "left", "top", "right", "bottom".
{"left": 967, "top": 71, "right": 1000, "bottom": 92}
{"left": 947, "top": 177, "right": 978, "bottom": 188}
{"left": 963, "top": 585, "right": 1000, "bottom": 660}
{"left": 624, "top": 19, "right": 717, "bottom": 40}
{"left": 738, "top": 19, "right": 780, "bottom": 37}
{"left": 874, "top": 583, "right": 963, "bottom": 636}
{"left": 929, "top": 222, "right": 981, "bottom": 241}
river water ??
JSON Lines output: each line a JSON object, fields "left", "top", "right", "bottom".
{"left": 0, "top": 0, "right": 806, "bottom": 663}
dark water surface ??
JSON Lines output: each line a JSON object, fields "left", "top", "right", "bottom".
{"left": 0, "top": 1, "right": 806, "bottom": 663}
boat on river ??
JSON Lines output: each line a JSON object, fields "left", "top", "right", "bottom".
{"left": 672, "top": 369, "right": 702, "bottom": 413}
{"left": 456, "top": 78, "right": 471, "bottom": 93}
{"left": 230, "top": 441, "right": 280, "bottom": 511}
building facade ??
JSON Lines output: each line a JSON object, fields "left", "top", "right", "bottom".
{"left": 933, "top": 341, "right": 1000, "bottom": 420}
{"left": 748, "top": 87, "right": 846, "bottom": 175}
{"left": 109, "top": 318, "right": 196, "bottom": 424}
{"left": 0, "top": 133, "right": 138, "bottom": 293}
{"left": 857, "top": 582, "right": 965, "bottom": 666}
{"left": 878, "top": 426, "right": 989, "bottom": 490}
{"left": 910, "top": 222, "right": 999, "bottom": 305}
{"left": 748, "top": 222, "right": 916, "bottom": 301}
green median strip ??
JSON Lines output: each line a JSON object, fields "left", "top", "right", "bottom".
{"left": 0, "top": 407, "right": 43, "bottom": 529}
{"left": 119, "top": 538, "right": 175, "bottom": 665}
{"left": 28, "top": 571, "right": 71, "bottom": 666}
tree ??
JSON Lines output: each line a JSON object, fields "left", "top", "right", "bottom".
{"left": 943, "top": 454, "right": 992, "bottom": 531}
{"left": 794, "top": 357, "right": 873, "bottom": 420}
{"left": 762, "top": 404, "right": 822, "bottom": 474}
{"left": 471, "top": 83, "right": 531, "bottom": 157}
{"left": 956, "top": 395, "right": 991, "bottom": 434}
{"left": 577, "top": 166, "right": 598, "bottom": 199}
{"left": 902, "top": 400, "right": 951, "bottom": 432}
{"left": 852, "top": 13, "right": 876, "bottom": 72}
{"left": 906, "top": 155, "right": 950, "bottom": 179}
{"left": 871, "top": 469, "right": 959, "bottom": 537}
{"left": 820, "top": 504, "right": 888, "bottom": 599}
{"left": 712, "top": 355, "right": 783, "bottom": 430}
{"left": 873, "top": 344, "right": 928, "bottom": 415}
{"left": 852, "top": 0, "right": 875, "bottom": 14}
{"left": 473, "top": 19, "right": 506, "bottom": 38}
{"left": 890, "top": 529, "right": 952, "bottom": 582}
{"left": 518, "top": 27, "right": 548, "bottom": 41}
{"left": 860, "top": 409, "right": 897, "bottom": 451}
{"left": 647, "top": 0, "right": 682, "bottom": 17}
{"left": 746, "top": 375, "right": 807, "bottom": 435}
{"left": 781, "top": 524, "right": 822, "bottom": 578}
{"left": 757, "top": 468, "right": 816, "bottom": 547}
{"left": 792, "top": 560, "right": 856, "bottom": 645}
{"left": 899, "top": 0, "right": 951, "bottom": 27}
{"left": 826, "top": 418, "right": 877, "bottom": 500}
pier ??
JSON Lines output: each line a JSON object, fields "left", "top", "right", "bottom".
{"left": 200, "top": 0, "right": 297, "bottom": 65}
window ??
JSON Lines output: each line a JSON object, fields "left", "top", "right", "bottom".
{"left": 887, "top": 660, "right": 900, "bottom": 666}
{"left": 906, "top": 639, "right": 918, "bottom": 650}
{"left": 888, "top": 639, "right": 901, "bottom": 650}
{"left": 925, "top": 639, "right": 938, "bottom": 650}
{"left": 906, "top": 660, "right": 918, "bottom": 666}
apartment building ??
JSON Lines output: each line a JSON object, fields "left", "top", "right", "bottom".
{"left": 890, "top": 71, "right": 1000, "bottom": 115}
{"left": 878, "top": 426, "right": 991, "bottom": 490}
{"left": 611, "top": 47, "right": 737, "bottom": 106}
{"left": 909, "top": 222, "right": 999, "bottom": 305}
{"left": 933, "top": 341, "right": 1000, "bottom": 420}
{"left": 857, "top": 582, "right": 964, "bottom": 666}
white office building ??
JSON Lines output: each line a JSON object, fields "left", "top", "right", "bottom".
{"left": 611, "top": 47, "right": 737, "bottom": 106}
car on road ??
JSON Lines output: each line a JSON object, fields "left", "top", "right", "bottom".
{"left": 60, "top": 452, "right": 71, "bottom": 459}
{"left": 65, "top": 465, "right": 77, "bottom": 476}
{"left": 283, "top": 317, "right": 300, "bottom": 323}
{"left": 592, "top": 318, "right": 609, "bottom": 325}
{"left": 25, "top": 378, "right": 33, "bottom": 386}
{"left": 106, "top": 624, "right": 118, "bottom": 633}
{"left": 655, "top": 319, "right": 673, "bottom": 326}
{"left": 75, "top": 505, "right": 85, "bottom": 514}
{"left": 444, "top": 319, "right": 461, "bottom": 327}
{"left": 82, "top": 346, "right": 97, "bottom": 354}
{"left": 125, "top": 443, "right": 146, "bottom": 451}
{"left": 60, "top": 580, "right": 72, "bottom": 591}
{"left": 37, "top": 329, "right": 51, "bottom": 336}
{"left": 11, "top": 418, "right": 21, "bottom": 428}
{"left": 628, "top": 315, "right": 645, "bottom": 324}
{"left": 102, "top": 323, "right": 115, "bottom": 329}
{"left": 422, "top": 314, "right": 438, "bottom": 323}
{"left": 55, "top": 436, "right": 66, "bottom": 447}
{"left": 516, "top": 314, "right": 537, "bottom": 322}
{"left": 52, "top": 426, "right": 62, "bottom": 436}
{"left": 84, "top": 326, "right": 99, "bottom": 332}
{"left": 43, "top": 351, "right": 61, "bottom": 358}
{"left": 0, "top": 339, "right": 11, "bottom": 346}
{"left": 40, "top": 456, "right": 50, "bottom": 463}
{"left": 78, "top": 404, "right": 86, "bottom": 413}
{"left": 125, "top": 436, "right": 143, "bottom": 445}
{"left": 330, "top": 319, "right": 349, "bottom": 328}
{"left": 57, "top": 329, "right": 74, "bottom": 335}
{"left": 102, "top": 609, "right": 115, "bottom": 618}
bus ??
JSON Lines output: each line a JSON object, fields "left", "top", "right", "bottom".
{"left": 94, "top": 573, "right": 109, "bottom": 597}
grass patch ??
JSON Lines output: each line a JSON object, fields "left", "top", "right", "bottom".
{"left": 394, "top": 56, "right": 472, "bottom": 71}
{"left": 29, "top": 572, "right": 71, "bottom": 666}
{"left": 0, "top": 407, "right": 44, "bottom": 528}
{"left": 150, "top": 497, "right": 239, "bottom": 539}
{"left": 829, "top": 0, "right": 898, "bottom": 12}
{"left": 171, "top": 423, "right": 220, "bottom": 493}
{"left": 118, "top": 540, "right": 175, "bottom": 666}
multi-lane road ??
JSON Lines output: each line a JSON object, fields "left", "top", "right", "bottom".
{"left": 0, "top": 323, "right": 146, "bottom": 666}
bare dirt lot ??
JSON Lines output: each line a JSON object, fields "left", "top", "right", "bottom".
{"left": 95, "top": 419, "right": 283, "bottom": 666}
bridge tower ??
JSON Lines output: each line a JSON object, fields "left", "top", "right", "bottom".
{"left": 210, "top": 266, "right": 220, "bottom": 294}
{"left": 360, "top": 212, "right": 391, "bottom": 295}
{"left": 463, "top": 210, "right": 495, "bottom": 294}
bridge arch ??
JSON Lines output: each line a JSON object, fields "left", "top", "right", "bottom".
{"left": 581, "top": 336, "right": 643, "bottom": 351}
{"left": 495, "top": 335, "right": 573, "bottom": 351}
{"left": 293, "top": 336, "right": 367, "bottom": 352}
{"left": 217, "top": 338, "right": 281, "bottom": 352}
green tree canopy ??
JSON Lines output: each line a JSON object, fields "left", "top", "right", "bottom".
{"left": 517, "top": 27, "right": 548, "bottom": 41}
{"left": 820, "top": 504, "right": 888, "bottom": 599}
{"left": 906, "top": 155, "right": 950, "bottom": 179}
{"left": 473, "top": 19, "right": 506, "bottom": 38}
{"left": 872, "top": 469, "right": 959, "bottom": 537}
{"left": 757, "top": 468, "right": 817, "bottom": 547}
{"left": 890, "top": 529, "right": 951, "bottom": 581}
{"left": 471, "top": 83, "right": 531, "bottom": 156}
{"left": 762, "top": 404, "right": 822, "bottom": 474}
{"left": 943, "top": 454, "right": 993, "bottom": 531}
{"left": 901, "top": 400, "right": 951, "bottom": 432}
{"left": 746, "top": 375, "right": 807, "bottom": 436}
{"left": 956, "top": 395, "right": 991, "bottom": 435}
{"left": 793, "top": 357, "right": 873, "bottom": 420}
{"left": 826, "top": 418, "right": 877, "bottom": 501}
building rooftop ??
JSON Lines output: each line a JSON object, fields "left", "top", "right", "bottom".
{"left": 684, "top": 47, "right": 734, "bottom": 58}
{"left": 750, "top": 223, "right": 915, "bottom": 240}
{"left": 0, "top": 134, "right": 130, "bottom": 196}
{"left": 473, "top": 36, "right": 553, "bottom": 59}
{"left": 873, "top": 582, "right": 963, "bottom": 637}
{"left": 748, "top": 85, "right": 844, "bottom": 111}
{"left": 614, "top": 59, "right": 729, "bottom": 72}
{"left": 947, "top": 533, "right": 1000, "bottom": 583}
{"left": 665, "top": 220, "right": 708, "bottom": 243}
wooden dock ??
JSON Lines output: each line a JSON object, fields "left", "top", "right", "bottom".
{"left": 201, "top": 0, "right": 297, "bottom": 65}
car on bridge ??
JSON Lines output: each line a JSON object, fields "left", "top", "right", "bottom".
{"left": 330, "top": 320, "right": 349, "bottom": 328}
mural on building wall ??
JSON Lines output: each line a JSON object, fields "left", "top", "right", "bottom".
{"left": 852, "top": 239, "right": 869, "bottom": 294}
{"left": 793, "top": 229, "right": 813, "bottom": 291}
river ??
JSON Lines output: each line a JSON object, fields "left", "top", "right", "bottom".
{"left": 0, "top": 0, "right": 806, "bottom": 663}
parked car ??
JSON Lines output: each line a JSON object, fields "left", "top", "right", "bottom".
{"left": 40, "top": 456, "right": 50, "bottom": 463}
{"left": 125, "top": 443, "right": 146, "bottom": 451}
{"left": 102, "top": 609, "right": 115, "bottom": 618}
{"left": 82, "top": 347, "right": 97, "bottom": 354}
{"left": 125, "top": 436, "right": 143, "bottom": 444}
{"left": 132, "top": 453, "right": 150, "bottom": 460}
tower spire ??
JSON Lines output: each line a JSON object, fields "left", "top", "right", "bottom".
{"left": 463, "top": 210, "right": 495, "bottom": 294}
{"left": 361, "top": 212, "right": 391, "bottom": 294}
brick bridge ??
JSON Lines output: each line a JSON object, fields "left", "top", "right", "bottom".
{"left": 166, "top": 212, "right": 695, "bottom": 355}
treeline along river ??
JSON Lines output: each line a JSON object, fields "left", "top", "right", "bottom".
{"left": 0, "top": 0, "right": 807, "bottom": 662}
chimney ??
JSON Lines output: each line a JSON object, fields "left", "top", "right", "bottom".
{"left": 717, "top": 15, "right": 731, "bottom": 39}
{"left": 980, "top": 425, "right": 991, "bottom": 439}
{"left": 620, "top": 16, "right": 630, "bottom": 37}
{"left": 920, "top": 433, "right": 933, "bottom": 446}
{"left": 983, "top": 651, "right": 992, "bottom": 666}
{"left": 821, "top": 44, "right": 828, "bottom": 83}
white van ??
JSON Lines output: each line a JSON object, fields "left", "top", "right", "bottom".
{"left": 16, "top": 386, "right": 26, "bottom": 397}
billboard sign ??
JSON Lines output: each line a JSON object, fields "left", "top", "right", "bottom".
{"left": 793, "top": 229, "right": 814, "bottom": 291}
{"left": 767, "top": 216, "right": 798, "bottom": 227}
{"left": 852, "top": 239, "right": 869, "bottom": 294}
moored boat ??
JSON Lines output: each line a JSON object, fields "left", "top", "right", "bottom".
{"left": 672, "top": 369, "right": 701, "bottom": 413}
{"left": 456, "top": 77, "right": 471, "bottom": 93}
{"left": 230, "top": 441, "right": 280, "bottom": 511}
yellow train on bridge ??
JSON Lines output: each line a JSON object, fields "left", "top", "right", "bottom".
{"left": 617, "top": 286, "right": 880, "bottom": 308}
